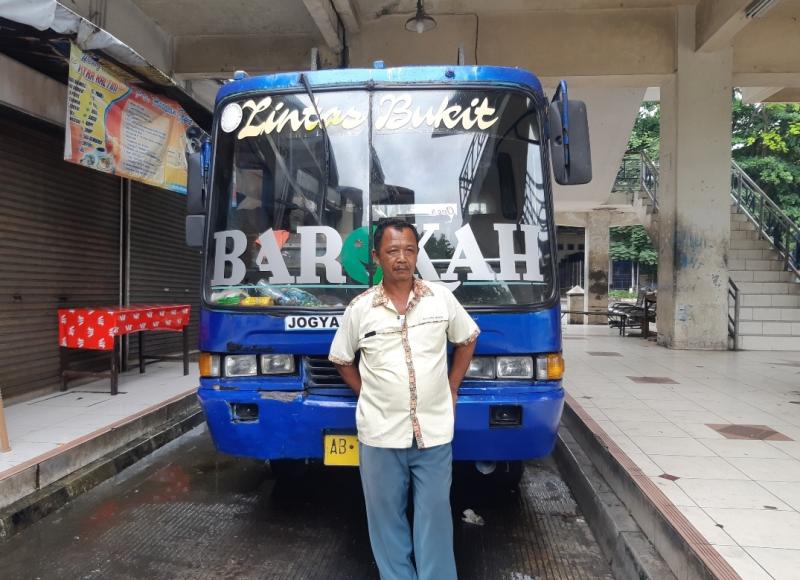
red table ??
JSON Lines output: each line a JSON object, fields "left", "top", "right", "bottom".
{"left": 58, "top": 305, "right": 191, "bottom": 395}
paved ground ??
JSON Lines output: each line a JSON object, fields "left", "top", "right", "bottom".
{"left": 0, "top": 426, "right": 611, "bottom": 580}
{"left": 0, "top": 362, "right": 198, "bottom": 472}
{"left": 564, "top": 324, "right": 800, "bottom": 579}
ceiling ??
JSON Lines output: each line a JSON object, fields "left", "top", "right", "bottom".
{"left": 130, "top": 0, "right": 712, "bottom": 40}
{"left": 132, "top": 0, "right": 322, "bottom": 37}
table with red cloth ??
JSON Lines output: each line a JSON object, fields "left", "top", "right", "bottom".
{"left": 58, "top": 305, "right": 191, "bottom": 395}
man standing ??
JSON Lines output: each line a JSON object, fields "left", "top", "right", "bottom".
{"left": 329, "top": 218, "right": 479, "bottom": 580}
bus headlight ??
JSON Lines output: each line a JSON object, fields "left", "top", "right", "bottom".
{"left": 465, "top": 357, "right": 495, "bottom": 379}
{"left": 260, "top": 354, "right": 295, "bottom": 375}
{"left": 225, "top": 355, "right": 258, "bottom": 377}
{"left": 496, "top": 356, "right": 533, "bottom": 379}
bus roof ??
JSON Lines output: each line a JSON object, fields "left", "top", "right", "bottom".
{"left": 215, "top": 65, "right": 543, "bottom": 106}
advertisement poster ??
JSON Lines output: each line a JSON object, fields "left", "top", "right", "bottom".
{"left": 64, "top": 43, "right": 194, "bottom": 193}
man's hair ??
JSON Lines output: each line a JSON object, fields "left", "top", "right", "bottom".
{"left": 373, "top": 218, "right": 420, "bottom": 253}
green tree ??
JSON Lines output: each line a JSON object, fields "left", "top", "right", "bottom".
{"left": 732, "top": 98, "right": 800, "bottom": 222}
{"left": 610, "top": 225, "right": 657, "bottom": 289}
{"left": 627, "top": 102, "right": 660, "bottom": 159}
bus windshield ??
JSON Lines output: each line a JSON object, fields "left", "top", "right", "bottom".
{"left": 206, "top": 88, "right": 554, "bottom": 309}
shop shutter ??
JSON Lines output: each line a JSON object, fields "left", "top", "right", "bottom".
{"left": 0, "top": 113, "right": 120, "bottom": 400}
{"left": 128, "top": 181, "right": 201, "bottom": 360}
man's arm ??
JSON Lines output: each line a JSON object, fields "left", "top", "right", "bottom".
{"left": 449, "top": 340, "right": 477, "bottom": 404}
{"left": 335, "top": 363, "right": 362, "bottom": 397}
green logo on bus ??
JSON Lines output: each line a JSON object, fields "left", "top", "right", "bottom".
{"left": 341, "top": 226, "right": 382, "bottom": 285}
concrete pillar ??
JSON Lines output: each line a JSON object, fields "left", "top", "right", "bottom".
{"left": 584, "top": 210, "right": 611, "bottom": 325}
{"left": 657, "top": 5, "right": 732, "bottom": 350}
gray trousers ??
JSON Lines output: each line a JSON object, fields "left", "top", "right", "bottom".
{"left": 359, "top": 441, "right": 457, "bottom": 580}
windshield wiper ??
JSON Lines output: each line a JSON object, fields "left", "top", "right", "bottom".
{"left": 299, "top": 74, "right": 331, "bottom": 190}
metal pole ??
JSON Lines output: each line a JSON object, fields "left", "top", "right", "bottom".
{"left": 734, "top": 289, "right": 741, "bottom": 351}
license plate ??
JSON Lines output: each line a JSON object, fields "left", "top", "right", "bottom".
{"left": 323, "top": 434, "right": 359, "bottom": 466}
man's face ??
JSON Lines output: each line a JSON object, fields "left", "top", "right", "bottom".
{"left": 373, "top": 226, "right": 418, "bottom": 285}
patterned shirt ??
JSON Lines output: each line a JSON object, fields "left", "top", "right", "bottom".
{"left": 329, "top": 279, "right": 479, "bottom": 449}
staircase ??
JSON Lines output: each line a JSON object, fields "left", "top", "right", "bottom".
{"left": 615, "top": 153, "right": 800, "bottom": 350}
{"left": 614, "top": 152, "right": 659, "bottom": 239}
{"left": 728, "top": 207, "right": 800, "bottom": 349}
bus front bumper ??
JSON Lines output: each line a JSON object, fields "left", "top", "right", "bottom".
{"left": 198, "top": 385, "right": 564, "bottom": 462}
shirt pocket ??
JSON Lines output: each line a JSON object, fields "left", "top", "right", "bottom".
{"left": 358, "top": 324, "right": 402, "bottom": 366}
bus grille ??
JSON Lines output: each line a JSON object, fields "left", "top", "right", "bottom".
{"left": 304, "top": 356, "right": 345, "bottom": 387}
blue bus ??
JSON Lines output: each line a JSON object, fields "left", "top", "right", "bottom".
{"left": 185, "top": 64, "right": 591, "bottom": 486}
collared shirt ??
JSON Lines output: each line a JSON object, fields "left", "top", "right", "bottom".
{"left": 329, "top": 279, "right": 479, "bottom": 449}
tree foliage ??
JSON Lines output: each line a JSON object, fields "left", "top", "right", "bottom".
{"left": 627, "top": 102, "right": 660, "bottom": 159}
{"left": 732, "top": 98, "right": 800, "bottom": 223}
{"left": 609, "top": 225, "right": 657, "bottom": 266}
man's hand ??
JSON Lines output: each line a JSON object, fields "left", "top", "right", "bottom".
{"left": 334, "top": 363, "right": 362, "bottom": 397}
{"left": 449, "top": 340, "right": 477, "bottom": 414}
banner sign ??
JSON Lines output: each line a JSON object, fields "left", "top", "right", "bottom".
{"left": 64, "top": 43, "right": 194, "bottom": 193}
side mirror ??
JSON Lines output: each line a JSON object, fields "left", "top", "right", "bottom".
{"left": 186, "top": 151, "right": 206, "bottom": 215}
{"left": 185, "top": 126, "right": 210, "bottom": 248}
{"left": 548, "top": 82, "right": 592, "bottom": 186}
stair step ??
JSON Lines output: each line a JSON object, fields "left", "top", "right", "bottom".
{"left": 730, "top": 220, "right": 756, "bottom": 231}
{"left": 728, "top": 258, "right": 787, "bottom": 271}
{"left": 737, "top": 335, "right": 800, "bottom": 351}
{"left": 740, "top": 294, "right": 800, "bottom": 307}
{"left": 737, "top": 320, "right": 800, "bottom": 336}
{"left": 736, "top": 306, "right": 800, "bottom": 322}
{"left": 736, "top": 282, "right": 800, "bottom": 294}
{"left": 730, "top": 239, "right": 775, "bottom": 250}
{"left": 729, "top": 249, "right": 781, "bottom": 260}
{"left": 730, "top": 270, "right": 796, "bottom": 282}
{"left": 730, "top": 229, "right": 759, "bottom": 241}
{"left": 730, "top": 212, "right": 752, "bottom": 222}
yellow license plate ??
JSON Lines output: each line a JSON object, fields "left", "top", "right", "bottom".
{"left": 323, "top": 434, "right": 359, "bottom": 466}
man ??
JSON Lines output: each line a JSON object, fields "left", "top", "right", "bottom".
{"left": 329, "top": 218, "right": 479, "bottom": 580}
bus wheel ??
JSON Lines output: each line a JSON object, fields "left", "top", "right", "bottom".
{"left": 474, "top": 460, "right": 524, "bottom": 491}
{"left": 269, "top": 459, "right": 309, "bottom": 481}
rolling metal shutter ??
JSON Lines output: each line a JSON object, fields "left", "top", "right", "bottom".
{"left": 128, "top": 181, "right": 201, "bottom": 359}
{"left": 0, "top": 113, "right": 121, "bottom": 400}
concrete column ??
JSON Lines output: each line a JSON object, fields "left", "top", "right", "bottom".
{"left": 584, "top": 210, "right": 611, "bottom": 325}
{"left": 657, "top": 5, "right": 732, "bottom": 350}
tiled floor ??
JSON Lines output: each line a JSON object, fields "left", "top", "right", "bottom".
{"left": 0, "top": 362, "right": 198, "bottom": 474}
{"left": 564, "top": 324, "right": 800, "bottom": 580}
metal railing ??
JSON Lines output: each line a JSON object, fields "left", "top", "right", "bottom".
{"left": 613, "top": 154, "right": 642, "bottom": 193}
{"left": 731, "top": 160, "right": 799, "bottom": 277}
{"left": 728, "top": 279, "right": 741, "bottom": 351}
{"left": 640, "top": 150, "right": 659, "bottom": 211}
{"left": 613, "top": 151, "right": 659, "bottom": 211}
